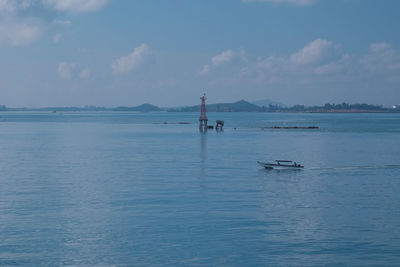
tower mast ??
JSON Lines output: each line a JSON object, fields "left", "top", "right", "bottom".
{"left": 199, "top": 94, "right": 208, "bottom": 131}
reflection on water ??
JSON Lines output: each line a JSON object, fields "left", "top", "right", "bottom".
{"left": 200, "top": 132, "right": 207, "bottom": 177}
{"left": 200, "top": 132, "right": 207, "bottom": 164}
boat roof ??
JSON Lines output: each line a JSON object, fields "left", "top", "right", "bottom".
{"left": 275, "top": 160, "right": 293, "bottom": 162}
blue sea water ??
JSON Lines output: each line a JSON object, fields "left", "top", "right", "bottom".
{"left": 0, "top": 111, "right": 400, "bottom": 266}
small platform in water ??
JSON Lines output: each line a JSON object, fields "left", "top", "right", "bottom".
{"left": 258, "top": 160, "right": 304, "bottom": 170}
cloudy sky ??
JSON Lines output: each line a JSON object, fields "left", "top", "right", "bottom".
{"left": 1, "top": 0, "right": 399, "bottom": 107}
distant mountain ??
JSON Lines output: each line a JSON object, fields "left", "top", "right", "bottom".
{"left": 174, "top": 100, "right": 263, "bottom": 112}
{"left": 251, "top": 99, "right": 285, "bottom": 108}
{"left": 114, "top": 104, "right": 162, "bottom": 112}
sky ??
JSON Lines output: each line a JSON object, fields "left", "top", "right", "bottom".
{"left": 0, "top": 0, "right": 399, "bottom": 107}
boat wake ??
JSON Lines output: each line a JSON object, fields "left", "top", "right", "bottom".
{"left": 308, "top": 165, "right": 400, "bottom": 171}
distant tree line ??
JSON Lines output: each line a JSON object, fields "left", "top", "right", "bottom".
{"left": 262, "top": 103, "right": 399, "bottom": 113}
{"left": 0, "top": 101, "right": 399, "bottom": 113}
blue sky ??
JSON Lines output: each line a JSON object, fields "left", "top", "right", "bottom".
{"left": 1, "top": 0, "right": 399, "bottom": 107}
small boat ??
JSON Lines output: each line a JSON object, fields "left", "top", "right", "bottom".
{"left": 258, "top": 160, "right": 304, "bottom": 170}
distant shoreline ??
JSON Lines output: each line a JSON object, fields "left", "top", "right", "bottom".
{"left": 1, "top": 109, "right": 398, "bottom": 114}
{"left": 275, "top": 110, "right": 395, "bottom": 114}
{"left": 0, "top": 100, "right": 399, "bottom": 113}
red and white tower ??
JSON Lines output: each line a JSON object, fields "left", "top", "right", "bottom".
{"left": 199, "top": 94, "right": 208, "bottom": 130}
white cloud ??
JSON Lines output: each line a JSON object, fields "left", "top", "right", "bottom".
{"left": 58, "top": 62, "right": 76, "bottom": 79}
{"left": 112, "top": 43, "right": 150, "bottom": 74}
{"left": 58, "top": 62, "right": 92, "bottom": 79}
{"left": 42, "top": 0, "right": 110, "bottom": 12}
{"left": 255, "top": 55, "right": 288, "bottom": 83}
{"left": 252, "top": 39, "right": 350, "bottom": 83}
{"left": 0, "top": 23, "right": 40, "bottom": 46}
{"left": 1, "top": 0, "right": 110, "bottom": 13}
{"left": 0, "top": 0, "right": 93, "bottom": 47}
{"left": 19, "top": 0, "right": 31, "bottom": 9}
{"left": 240, "top": 39, "right": 400, "bottom": 90}
{"left": 361, "top": 42, "right": 399, "bottom": 74}
{"left": 290, "top": 38, "right": 337, "bottom": 65}
{"left": 369, "top": 42, "right": 391, "bottom": 53}
{"left": 0, "top": 0, "right": 32, "bottom": 14}
{"left": 242, "top": 0, "right": 316, "bottom": 6}
{"left": 79, "top": 67, "right": 91, "bottom": 78}
{"left": 58, "top": 61, "right": 91, "bottom": 80}
{"left": 198, "top": 65, "right": 210, "bottom": 75}
{"left": 0, "top": 0, "right": 16, "bottom": 13}
{"left": 198, "top": 49, "right": 244, "bottom": 75}
{"left": 212, "top": 50, "right": 235, "bottom": 65}
{"left": 54, "top": 20, "right": 72, "bottom": 25}
{"left": 314, "top": 54, "right": 350, "bottom": 75}
{"left": 0, "top": 0, "right": 41, "bottom": 47}
{"left": 0, "top": 0, "right": 107, "bottom": 47}
{"left": 53, "top": 33, "right": 62, "bottom": 43}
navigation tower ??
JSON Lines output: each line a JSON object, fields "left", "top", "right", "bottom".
{"left": 199, "top": 94, "right": 208, "bottom": 131}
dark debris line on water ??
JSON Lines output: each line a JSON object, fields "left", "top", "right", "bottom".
{"left": 262, "top": 126, "right": 319, "bottom": 129}
{"left": 152, "top": 122, "right": 192, "bottom": 124}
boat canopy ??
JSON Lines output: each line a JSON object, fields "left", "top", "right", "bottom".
{"left": 275, "top": 160, "right": 293, "bottom": 163}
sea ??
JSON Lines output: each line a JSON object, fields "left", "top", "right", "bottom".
{"left": 0, "top": 111, "right": 399, "bottom": 266}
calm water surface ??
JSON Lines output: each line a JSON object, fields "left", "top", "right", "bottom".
{"left": 0, "top": 112, "right": 400, "bottom": 266}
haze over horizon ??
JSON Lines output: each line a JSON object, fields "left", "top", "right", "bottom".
{"left": 1, "top": 0, "right": 399, "bottom": 107}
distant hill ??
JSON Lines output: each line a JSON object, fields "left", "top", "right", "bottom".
{"left": 114, "top": 104, "right": 162, "bottom": 112}
{"left": 251, "top": 99, "right": 285, "bottom": 108}
{"left": 174, "top": 100, "right": 263, "bottom": 112}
